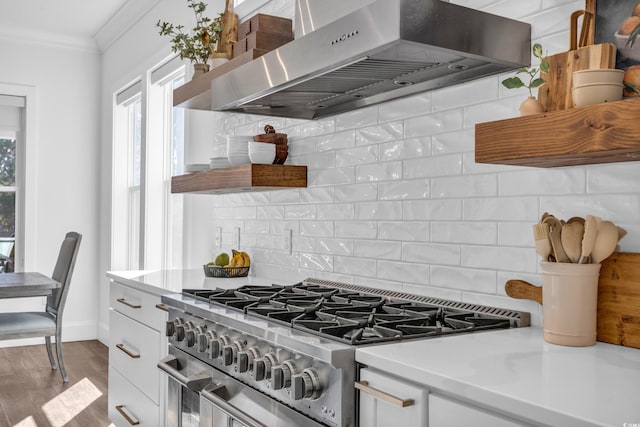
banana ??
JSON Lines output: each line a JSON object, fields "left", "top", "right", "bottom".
{"left": 241, "top": 251, "right": 251, "bottom": 267}
{"left": 224, "top": 250, "right": 250, "bottom": 270}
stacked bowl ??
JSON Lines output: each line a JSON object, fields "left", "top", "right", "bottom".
{"left": 572, "top": 69, "right": 624, "bottom": 107}
{"left": 227, "top": 135, "right": 252, "bottom": 166}
{"left": 248, "top": 141, "right": 276, "bottom": 164}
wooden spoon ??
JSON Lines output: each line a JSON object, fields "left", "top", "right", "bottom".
{"left": 561, "top": 220, "right": 584, "bottom": 263}
{"left": 579, "top": 215, "right": 597, "bottom": 263}
{"left": 591, "top": 221, "right": 620, "bottom": 264}
{"left": 543, "top": 216, "right": 570, "bottom": 263}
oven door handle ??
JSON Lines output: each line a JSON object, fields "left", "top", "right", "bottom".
{"left": 157, "top": 355, "right": 211, "bottom": 392}
{"left": 201, "top": 383, "right": 268, "bottom": 427}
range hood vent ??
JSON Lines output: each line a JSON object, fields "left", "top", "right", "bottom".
{"left": 209, "top": 0, "right": 531, "bottom": 119}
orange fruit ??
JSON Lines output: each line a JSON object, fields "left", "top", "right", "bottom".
{"left": 633, "top": 3, "right": 640, "bottom": 17}
{"left": 623, "top": 65, "right": 640, "bottom": 97}
{"left": 619, "top": 16, "right": 640, "bottom": 35}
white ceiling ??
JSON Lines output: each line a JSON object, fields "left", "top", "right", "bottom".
{"left": 0, "top": 0, "right": 152, "bottom": 51}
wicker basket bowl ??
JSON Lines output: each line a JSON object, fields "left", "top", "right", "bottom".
{"left": 203, "top": 265, "right": 250, "bottom": 278}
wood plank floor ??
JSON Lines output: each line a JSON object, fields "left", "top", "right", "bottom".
{"left": 0, "top": 340, "right": 111, "bottom": 427}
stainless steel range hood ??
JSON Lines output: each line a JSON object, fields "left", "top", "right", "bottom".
{"left": 210, "top": 0, "right": 531, "bottom": 119}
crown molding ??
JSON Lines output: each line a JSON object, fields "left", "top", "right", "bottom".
{"left": 0, "top": 25, "right": 98, "bottom": 53}
{"left": 94, "top": 0, "right": 160, "bottom": 53}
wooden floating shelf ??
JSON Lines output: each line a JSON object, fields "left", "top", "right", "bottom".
{"left": 173, "top": 48, "right": 268, "bottom": 110}
{"left": 475, "top": 97, "right": 640, "bottom": 168}
{"left": 171, "top": 164, "right": 307, "bottom": 194}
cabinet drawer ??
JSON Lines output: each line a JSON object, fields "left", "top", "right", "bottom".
{"left": 428, "top": 394, "right": 529, "bottom": 427}
{"left": 358, "top": 368, "right": 427, "bottom": 427}
{"left": 110, "top": 280, "right": 167, "bottom": 330}
{"left": 108, "top": 366, "right": 159, "bottom": 427}
{"left": 110, "top": 309, "right": 161, "bottom": 403}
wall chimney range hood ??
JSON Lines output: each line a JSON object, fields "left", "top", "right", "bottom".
{"left": 210, "top": 0, "right": 531, "bottom": 119}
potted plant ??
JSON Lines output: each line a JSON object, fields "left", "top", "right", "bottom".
{"left": 157, "top": 0, "right": 224, "bottom": 78}
{"left": 501, "top": 43, "right": 550, "bottom": 115}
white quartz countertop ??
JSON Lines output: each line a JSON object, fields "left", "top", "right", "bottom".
{"left": 356, "top": 327, "right": 640, "bottom": 427}
{"left": 106, "top": 269, "right": 283, "bottom": 296}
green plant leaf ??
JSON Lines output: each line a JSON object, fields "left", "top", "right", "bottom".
{"left": 624, "top": 81, "right": 640, "bottom": 95}
{"left": 540, "top": 59, "right": 550, "bottom": 74}
{"left": 530, "top": 78, "right": 546, "bottom": 89}
{"left": 533, "top": 43, "right": 544, "bottom": 59}
{"left": 501, "top": 77, "right": 525, "bottom": 89}
{"left": 626, "top": 23, "right": 640, "bottom": 47}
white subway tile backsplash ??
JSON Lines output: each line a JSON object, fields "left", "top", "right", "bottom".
{"left": 355, "top": 122, "right": 403, "bottom": 146}
{"left": 335, "top": 145, "right": 378, "bottom": 167}
{"left": 300, "top": 187, "right": 335, "bottom": 204}
{"left": 335, "top": 221, "right": 377, "bottom": 239}
{"left": 405, "top": 110, "right": 463, "bottom": 137}
{"left": 244, "top": 220, "right": 270, "bottom": 234}
{"left": 354, "top": 240, "right": 401, "bottom": 260}
{"left": 355, "top": 277, "right": 404, "bottom": 293}
{"left": 378, "top": 221, "right": 430, "bottom": 242}
{"left": 299, "top": 221, "right": 333, "bottom": 237}
{"left": 317, "top": 131, "right": 356, "bottom": 152}
{"left": 293, "top": 235, "right": 315, "bottom": 253}
{"left": 432, "top": 77, "right": 498, "bottom": 111}
{"left": 291, "top": 151, "right": 335, "bottom": 169}
{"left": 540, "top": 195, "right": 640, "bottom": 223}
{"left": 334, "top": 183, "right": 378, "bottom": 202}
{"left": 300, "top": 253, "right": 333, "bottom": 271}
{"left": 464, "top": 197, "right": 538, "bottom": 221}
{"left": 317, "top": 203, "right": 355, "bottom": 220}
{"left": 380, "top": 137, "right": 431, "bottom": 162}
{"left": 355, "top": 201, "right": 402, "bottom": 220}
{"left": 309, "top": 167, "right": 355, "bottom": 187}
{"left": 461, "top": 245, "right": 537, "bottom": 273}
{"left": 356, "top": 162, "right": 402, "bottom": 182}
{"left": 270, "top": 220, "right": 299, "bottom": 234}
{"left": 378, "top": 93, "right": 432, "bottom": 123}
{"left": 334, "top": 256, "right": 377, "bottom": 277}
{"left": 498, "top": 222, "right": 535, "bottom": 247}
{"left": 233, "top": 206, "right": 257, "bottom": 219}
{"left": 378, "top": 179, "right": 430, "bottom": 201}
{"left": 285, "top": 205, "right": 316, "bottom": 220}
{"left": 404, "top": 154, "right": 462, "bottom": 179}
{"left": 587, "top": 163, "right": 640, "bottom": 194}
{"left": 377, "top": 260, "right": 430, "bottom": 285}
{"left": 499, "top": 168, "right": 586, "bottom": 195}
{"left": 430, "top": 265, "right": 496, "bottom": 293}
{"left": 404, "top": 199, "right": 462, "bottom": 220}
{"left": 431, "top": 221, "right": 497, "bottom": 245}
{"left": 463, "top": 97, "right": 521, "bottom": 126}
{"left": 270, "top": 189, "right": 300, "bottom": 204}
{"left": 257, "top": 205, "right": 284, "bottom": 220}
{"left": 403, "top": 242, "right": 460, "bottom": 265}
{"left": 335, "top": 106, "right": 378, "bottom": 131}
{"left": 316, "top": 238, "right": 354, "bottom": 256}
{"left": 432, "top": 174, "right": 497, "bottom": 198}
{"left": 431, "top": 129, "right": 474, "bottom": 155}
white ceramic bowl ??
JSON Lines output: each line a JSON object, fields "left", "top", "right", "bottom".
{"left": 249, "top": 150, "right": 276, "bottom": 164}
{"left": 572, "top": 83, "right": 623, "bottom": 107}
{"left": 573, "top": 69, "right": 624, "bottom": 87}
{"left": 209, "top": 156, "right": 229, "bottom": 169}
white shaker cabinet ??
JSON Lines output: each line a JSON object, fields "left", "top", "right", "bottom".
{"left": 358, "top": 367, "right": 529, "bottom": 427}
{"left": 108, "top": 279, "right": 169, "bottom": 427}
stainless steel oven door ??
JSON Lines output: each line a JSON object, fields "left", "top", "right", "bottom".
{"left": 158, "top": 348, "right": 213, "bottom": 427}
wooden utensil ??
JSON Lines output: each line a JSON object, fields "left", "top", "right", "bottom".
{"left": 543, "top": 216, "right": 570, "bottom": 263}
{"left": 579, "top": 215, "right": 597, "bottom": 263}
{"left": 505, "top": 252, "right": 640, "bottom": 349}
{"left": 561, "top": 219, "right": 584, "bottom": 263}
{"left": 538, "top": 43, "right": 617, "bottom": 112}
{"left": 591, "top": 220, "right": 621, "bottom": 263}
{"left": 533, "top": 223, "right": 551, "bottom": 261}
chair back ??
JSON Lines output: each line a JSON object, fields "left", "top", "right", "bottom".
{"left": 47, "top": 232, "right": 82, "bottom": 318}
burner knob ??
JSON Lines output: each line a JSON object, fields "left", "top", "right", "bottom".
{"left": 291, "top": 368, "right": 322, "bottom": 400}
{"left": 197, "top": 331, "right": 217, "bottom": 353}
{"left": 237, "top": 347, "right": 260, "bottom": 373}
{"left": 210, "top": 335, "right": 231, "bottom": 360}
{"left": 186, "top": 330, "right": 196, "bottom": 347}
{"left": 253, "top": 353, "right": 277, "bottom": 381}
{"left": 175, "top": 325, "right": 185, "bottom": 342}
{"left": 222, "top": 341, "right": 245, "bottom": 366}
{"left": 165, "top": 321, "right": 175, "bottom": 337}
{"left": 271, "top": 360, "right": 296, "bottom": 390}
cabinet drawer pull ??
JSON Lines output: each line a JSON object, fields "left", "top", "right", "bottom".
{"left": 115, "top": 405, "right": 140, "bottom": 425}
{"left": 355, "top": 380, "right": 415, "bottom": 408}
{"left": 117, "top": 298, "right": 141, "bottom": 309}
{"left": 116, "top": 343, "right": 141, "bottom": 359}
{"left": 155, "top": 303, "right": 169, "bottom": 312}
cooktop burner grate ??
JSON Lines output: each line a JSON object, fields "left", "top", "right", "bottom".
{"left": 182, "top": 278, "right": 528, "bottom": 345}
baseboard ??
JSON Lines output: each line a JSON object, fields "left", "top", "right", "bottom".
{"left": 0, "top": 320, "right": 98, "bottom": 348}
{"left": 97, "top": 319, "right": 109, "bottom": 346}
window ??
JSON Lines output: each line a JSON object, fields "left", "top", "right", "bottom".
{"left": 112, "top": 56, "right": 185, "bottom": 272}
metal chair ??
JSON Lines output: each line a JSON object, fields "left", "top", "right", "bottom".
{"left": 0, "top": 232, "right": 82, "bottom": 382}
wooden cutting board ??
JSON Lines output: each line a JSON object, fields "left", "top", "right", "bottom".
{"left": 538, "top": 43, "right": 616, "bottom": 113}
{"left": 505, "top": 252, "right": 640, "bottom": 349}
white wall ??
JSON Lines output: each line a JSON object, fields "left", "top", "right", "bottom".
{"left": 0, "top": 38, "right": 101, "bottom": 346}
